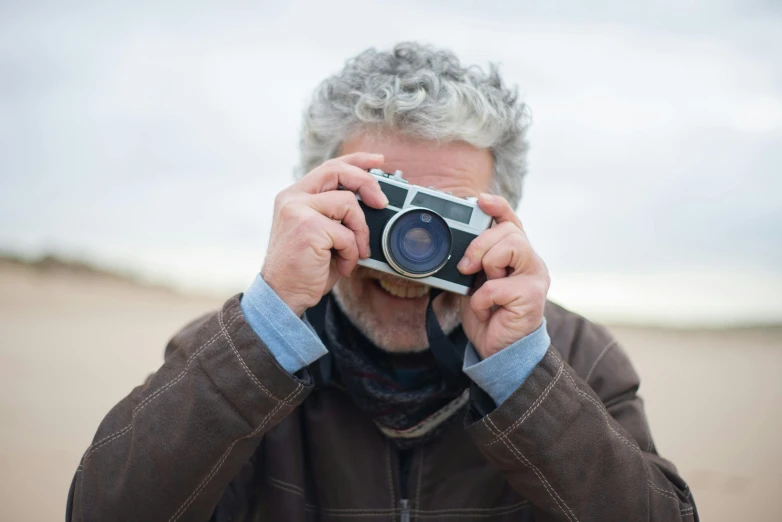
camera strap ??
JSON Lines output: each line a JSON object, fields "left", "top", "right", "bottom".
{"left": 308, "top": 290, "right": 468, "bottom": 389}
{"left": 425, "top": 288, "right": 468, "bottom": 387}
{"left": 305, "top": 294, "right": 333, "bottom": 390}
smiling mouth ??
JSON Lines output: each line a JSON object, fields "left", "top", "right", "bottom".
{"left": 375, "top": 278, "right": 431, "bottom": 299}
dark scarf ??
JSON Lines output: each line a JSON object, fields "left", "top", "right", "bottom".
{"left": 322, "top": 297, "right": 470, "bottom": 449}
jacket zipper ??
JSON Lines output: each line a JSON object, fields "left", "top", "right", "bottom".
{"left": 397, "top": 448, "right": 414, "bottom": 522}
{"left": 399, "top": 498, "right": 410, "bottom": 522}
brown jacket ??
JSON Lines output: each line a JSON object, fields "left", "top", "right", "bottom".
{"left": 67, "top": 295, "right": 697, "bottom": 521}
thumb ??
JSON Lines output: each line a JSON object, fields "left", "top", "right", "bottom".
{"left": 326, "top": 259, "right": 342, "bottom": 293}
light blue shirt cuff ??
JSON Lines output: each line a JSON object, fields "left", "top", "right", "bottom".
{"left": 463, "top": 318, "right": 550, "bottom": 406}
{"left": 240, "top": 274, "right": 328, "bottom": 375}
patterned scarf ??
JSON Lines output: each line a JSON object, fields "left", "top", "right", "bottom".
{"left": 323, "top": 297, "right": 470, "bottom": 449}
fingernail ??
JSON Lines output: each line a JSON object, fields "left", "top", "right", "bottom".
{"left": 367, "top": 246, "right": 372, "bottom": 258}
{"left": 480, "top": 193, "right": 494, "bottom": 201}
{"left": 373, "top": 153, "right": 384, "bottom": 160}
{"left": 381, "top": 195, "right": 389, "bottom": 206}
{"left": 458, "top": 257, "right": 470, "bottom": 270}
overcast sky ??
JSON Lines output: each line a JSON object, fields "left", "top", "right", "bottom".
{"left": 1, "top": 0, "right": 781, "bottom": 325}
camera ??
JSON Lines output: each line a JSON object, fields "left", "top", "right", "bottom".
{"left": 355, "top": 169, "right": 492, "bottom": 295}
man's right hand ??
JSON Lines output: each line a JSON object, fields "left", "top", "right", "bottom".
{"left": 261, "top": 152, "right": 389, "bottom": 317}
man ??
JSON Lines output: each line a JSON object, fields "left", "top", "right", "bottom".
{"left": 68, "top": 43, "right": 697, "bottom": 521}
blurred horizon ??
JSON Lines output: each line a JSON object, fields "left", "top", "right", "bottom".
{"left": 1, "top": 0, "right": 781, "bottom": 327}
{"left": 4, "top": 250, "right": 781, "bottom": 329}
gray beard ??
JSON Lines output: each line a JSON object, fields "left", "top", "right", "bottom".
{"left": 331, "top": 283, "right": 462, "bottom": 353}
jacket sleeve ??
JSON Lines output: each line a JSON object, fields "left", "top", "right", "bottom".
{"left": 465, "top": 330, "right": 697, "bottom": 521}
{"left": 66, "top": 295, "right": 313, "bottom": 522}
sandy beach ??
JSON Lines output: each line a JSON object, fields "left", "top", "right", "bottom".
{"left": 1, "top": 260, "right": 780, "bottom": 521}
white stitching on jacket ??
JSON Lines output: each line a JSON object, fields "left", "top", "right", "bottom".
{"left": 303, "top": 505, "right": 531, "bottom": 517}
{"left": 132, "top": 311, "right": 242, "bottom": 415}
{"left": 562, "top": 370, "right": 685, "bottom": 510}
{"left": 310, "top": 507, "right": 397, "bottom": 513}
{"left": 584, "top": 339, "right": 616, "bottom": 383}
{"left": 168, "top": 382, "right": 305, "bottom": 521}
{"left": 647, "top": 480, "right": 680, "bottom": 502}
{"left": 218, "top": 305, "right": 294, "bottom": 405}
{"left": 411, "top": 504, "right": 529, "bottom": 518}
{"left": 302, "top": 503, "right": 530, "bottom": 516}
{"left": 483, "top": 415, "right": 578, "bottom": 522}
{"left": 582, "top": 339, "right": 657, "bottom": 454}
{"left": 267, "top": 476, "right": 305, "bottom": 495}
{"left": 410, "top": 500, "right": 529, "bottom": 515}
{"left": 268, "top": 480, "right": 530, "bottom": 517}
{"left": 81, "top": 311, "right": 243, "bottom": 463}
{"left": 480, "top": 351, "right": 564, "bottom": 447}
{"left": 563, "top": 371, "right": 641, "bottom": 453}
{"left": 309, "top": 512, "right": 398, "bottom": 518}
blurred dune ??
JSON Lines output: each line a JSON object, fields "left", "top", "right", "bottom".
{"left": 1, "top": 259, "right": 780, "bottom": 521}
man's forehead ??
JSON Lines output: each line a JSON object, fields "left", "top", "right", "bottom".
{"left": 340, "top": 131, "right": 494, "bottom": 195}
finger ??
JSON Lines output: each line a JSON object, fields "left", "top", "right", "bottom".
{"left": 477, "top": 193, "right": 523, "bottom": 228}
{"left": 457, "top": 221, "right": 522, "bottom": 275}
{"left": 298, "top": 154, "right": 388, "bottom": 209}
{"left": 307, "top": 191, "right": 370, "bottom": 258}
{"left": 301, "top": 157, "right": 387, "bottom": 207}
{"left": 469, "top": 276, "right": 523, "bottom": 322}
{"left": 481, "top": 232, "right": 531, "bottom": 279}
{"left": 319, "top": 217, "right": 360, "bottom": 277}
{"left": 337, "top": 151, "right": 388, "bottom": 170}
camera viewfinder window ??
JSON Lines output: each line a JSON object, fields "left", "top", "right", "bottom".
{"left": 411, "top": 192, "right": 473, "bottom": 224}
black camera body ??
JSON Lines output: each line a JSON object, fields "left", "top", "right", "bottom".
{"left": 356, "top": 169, "right": 493, "bottom": 295}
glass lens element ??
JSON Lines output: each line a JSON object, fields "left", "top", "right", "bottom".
{"left": 384, "top": 209, "right": 452, "bottom": 277}
{"left": 402, "top": 228, "right": 434, "bottom": 259}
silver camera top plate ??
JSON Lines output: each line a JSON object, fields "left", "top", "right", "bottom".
{"left": 365, "top": 168, "right": 492, "bottom": 234}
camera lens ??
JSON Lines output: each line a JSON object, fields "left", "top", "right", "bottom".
{"left": 383, "top": 209, "right": 452, "bottom": 278}
{"left": 402, "top": 227, "right": 433, "bottom": 259}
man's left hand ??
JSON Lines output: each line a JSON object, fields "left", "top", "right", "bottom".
{"left": 457, "top": 193, "right": 550, "bottom": 359}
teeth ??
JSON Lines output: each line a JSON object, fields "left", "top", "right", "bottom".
{"left": 378, "top": 279, "right": 430, "bottom": 299}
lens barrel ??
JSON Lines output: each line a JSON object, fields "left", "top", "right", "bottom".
{"left": 382, "top": 208, "right": 452, "bottom": 278}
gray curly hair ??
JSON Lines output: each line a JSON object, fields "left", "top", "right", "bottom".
{"left": 297, "top": 42, "right": 531, "bottom": 209}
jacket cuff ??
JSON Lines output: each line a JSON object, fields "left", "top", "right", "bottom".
{"left": 240, "top": 274, "right": 328, "bottom": 374}
{"left": 212, "top": 295, "right": 314, "bottom": 411}
{"left": 463, "top": 319, "right": 550, "bottom": 405}
{"left": 465, "top": 347, "right": 567, "bottom": 445}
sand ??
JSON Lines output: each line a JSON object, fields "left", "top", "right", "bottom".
{"left": 1, "top": 262, "right": 780, "bottom": 521}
